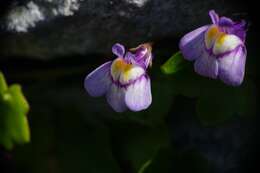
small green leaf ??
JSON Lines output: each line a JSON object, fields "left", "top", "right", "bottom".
{"left": 161, "top": 52, "right": 189, "bottom": 74}
{"left": 0, "top": 72, "right": 30, "bottom": 150}
{"left": 7, "top": 85, "right": 30, "bottom": 143}
{"left": 138, "top": 160, "right": 152, "bottom": 173}
{"left": 0, "top": 72, "right": 8, "bottom": 93}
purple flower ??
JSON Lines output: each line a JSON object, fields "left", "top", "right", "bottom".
{"left": 179, "top": 10, "right": 247, "bottom": 86}
{"left": 84, "top": 43, "right": 153, "bottom": 112}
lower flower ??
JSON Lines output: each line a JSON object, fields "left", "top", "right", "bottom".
{"left": 84, "top": 43, "right": 152, "bottom": 112}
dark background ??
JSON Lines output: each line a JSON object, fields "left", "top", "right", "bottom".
{"left": 0, "top": 0, "right": 259, "bottom": 173}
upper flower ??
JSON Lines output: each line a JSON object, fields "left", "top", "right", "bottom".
{"left": 84, "top": 43, "right": 153, "bottom": 112}
{"left": 179, "top": 10, "right": 247, "bottom": 86}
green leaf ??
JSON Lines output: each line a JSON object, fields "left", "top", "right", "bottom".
{"left": 7, "top": 85, "right": 30, "bottom": 143}
{"left": 161, "top": 51, "right": 189, "bottom": 74}
{"left": 0, "top": 72, "right": 8, "bottom": 93}
{"left": 0, "top": 72, "right": 30, "bottom": 150}
{"left": 138, "top": 160, "right": 152, "bottom": 173}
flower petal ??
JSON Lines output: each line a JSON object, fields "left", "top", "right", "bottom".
{"left": 112, "top": 43, "right": 125, "bottom": 57}
{"left": 204, "top": 25, "right": 220, "bottom": 49}
{"left": 225, "top": 20, "right": 247, "bottom": 42}
{"left": 106, "top": 84, "right": 127, "bottom": 112}
{"left": 218, "top": 46, "right": 246, "bottom": 86}
{"left": 124, "top": 52, "right": 136, "bottom": 63}
{"left": 119, "top": 65, "right": 145, "bottom": 85}
{"left": 125, "top": 75, "right": 152, "bottom": 111}
{"left": 213, "top": 34, "right": 242, "bottom": 55}
{"left": 209, "top": 10, "right": 219, "bottom": 24}
{"left": 194, "top": 51, "right": 218, "bottom": 79}
{"left": 84, "top": 61, "right": 112, "bottom": 97}
{"left": 219, "top": 17, "right": 234, "bottom": 27}
{"left": 135, "top": 46, "right": 147, "bottom": 61}
{"left": 179, "top": 25, "right": 209, "bottom": 61}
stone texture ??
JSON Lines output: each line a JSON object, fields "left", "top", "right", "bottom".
{"left": 0, "top": 0, "right": 245, "bottom": 59}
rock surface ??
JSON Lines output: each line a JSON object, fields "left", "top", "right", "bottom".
{"left": 0, "top": 0, "right": 246, "bottom": 59}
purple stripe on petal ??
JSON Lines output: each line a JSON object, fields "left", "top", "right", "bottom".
{"left": 218, "top": 45, "right": 246, "bottom": 86}
{"left": 125, "top": 75, "right": 152, "bottom": 112}
{"left": 112, "top": 43, "right": 125, "bottom": 57}
{"left": 135, "top": 47, "right": 147, "bottom": 61}
{"left": 106, "top": 84, "right": 128, "bottom": 112}
{"left": 209, "top": 10, "right": 219, "bottom": 24}
{"left": 125, "top": 52, "right": 135, "bottom": 63}
{"left": 179, "top": 25, "right": 209, "bottom": 61}
{"left": 231, "top": 20, "right": 247, "bottom": 42}
{"left": 194, "top": 51, "right": 219, "bottom": 79}
{"left": 84, "top": 61, "right": 112, "bottom": 97}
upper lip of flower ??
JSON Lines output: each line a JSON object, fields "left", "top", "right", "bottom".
{"left": 128, "top": 43, "right": 153, "bottom": 68}
{"left": 209, "top": 10, "right": 247, "bottom": 42}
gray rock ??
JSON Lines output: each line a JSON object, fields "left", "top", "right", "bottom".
{"left": 0, "top": 0, "right": 245, "bottom": 59}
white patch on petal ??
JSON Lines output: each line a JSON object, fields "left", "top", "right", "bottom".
{"left": 213, "top": 34, "right": 242, "bottom": 55}
{"left": 119, "top": 66, "right": 145, "bottom": 84}
{"left": 125, "top": 76, "right": 152, "bottom": 111}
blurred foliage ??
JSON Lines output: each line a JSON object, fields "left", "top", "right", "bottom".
{"left": 13, "top": 102, "right": 170, "bottom": 173}
{"left": 161, "top": 52, "right": 256, "bottom": 126}
{"left": 139, "top": 146, "right": 210, "bottom": 173}
{"left": 161, "top": 51, "right": 189, "bottom": 74}
{"left": 110, "top": 122, "right": 169, "bottom": 173}
{"left": 0, "top": 72, "right": 30, "bottom": 150}
{"left": 11, "top": 66, "right": 174, "bottom": 173}
{"left": 1, "top": 49, "right": 255, "bottom": 173}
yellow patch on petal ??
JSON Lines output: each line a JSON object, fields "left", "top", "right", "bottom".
{"left": 111, "top": 58, "right": 145, "bottom": 84}
{"left": 213, "top": 34, "right": 242, "bottom": 55}
{"left": 111, "top": 58, "right": 132, "bottom": 74}
{"left": 205, "top": 25, "right": 220, "bottom": 49}
{"left": 207, "top": 25, "right": 219, "bottom": 39}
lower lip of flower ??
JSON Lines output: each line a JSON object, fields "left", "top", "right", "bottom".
{"left": 109, "top": 73, "right": 146, "bottom": 88}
